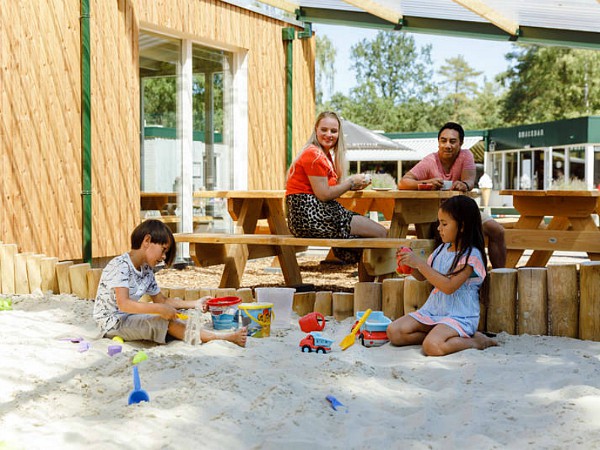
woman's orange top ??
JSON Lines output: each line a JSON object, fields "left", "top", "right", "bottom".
{"left": 285, "top": 145, "right": 338, "bottom": 195}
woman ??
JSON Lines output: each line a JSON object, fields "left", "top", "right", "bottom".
{"left": 285, "top": 111, "right": 386, "bottom": 263}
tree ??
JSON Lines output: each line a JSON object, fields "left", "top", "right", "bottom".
{"left": 315, "top": 34, "right": 336, "bottom": 108}
{"left": 351, "top": 32, "right": 436, "bottom": 104}
{"left": 438, "top": 55, "right": 482, "bottom": 123}
{"left": 498, "top": 45, "right": 600, "bottom": 124}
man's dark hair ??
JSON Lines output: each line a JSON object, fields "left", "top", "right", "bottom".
{"left": 438, "top": 122, "right": 465, "bottom": 144}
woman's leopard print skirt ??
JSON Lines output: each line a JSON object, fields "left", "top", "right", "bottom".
{"left": 286, "top": 193, "right": 362, "bottom": 264}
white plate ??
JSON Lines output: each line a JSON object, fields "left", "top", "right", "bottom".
{"left": 372, "top": 187, "right": 392, "bottom": 191}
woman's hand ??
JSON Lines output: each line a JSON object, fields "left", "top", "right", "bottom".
{"left": 348, "top": 174, "right": 371, "bottom": 191}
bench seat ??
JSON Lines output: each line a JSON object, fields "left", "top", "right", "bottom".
{"left": 175, "top": 233, "right": 433, "bottom": 250}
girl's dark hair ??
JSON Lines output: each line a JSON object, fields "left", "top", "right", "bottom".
{"left": 431, "top": 195, "right": 487, "bottom": 275}
{"left": 130, "top": 219, "right": 176, "bottom": 266}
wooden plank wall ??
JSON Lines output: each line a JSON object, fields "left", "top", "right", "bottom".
{"left": 0, "top": 1, "right": 82, "bottom": 260}
{"left": 0, "top": 0, "right": 315, "bottom": 260}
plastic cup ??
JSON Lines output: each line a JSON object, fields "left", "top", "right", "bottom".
{"left": 255, "top": 287, "right": 296, "bottom": 329}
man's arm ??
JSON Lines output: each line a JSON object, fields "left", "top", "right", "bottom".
{"left": 398, "top": 171, "right": 443, "bottom": 190}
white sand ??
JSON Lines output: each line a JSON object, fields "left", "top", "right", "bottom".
{"left": 2, "top": 293, "right": 600, "bottom": 449}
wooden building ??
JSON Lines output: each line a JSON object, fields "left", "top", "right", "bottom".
{"left": 1, "top": 1, "right": 315, "bottom": 261}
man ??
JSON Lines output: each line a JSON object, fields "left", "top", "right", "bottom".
{"left": 398, "top": 122, "right": 506, "bottom": 268}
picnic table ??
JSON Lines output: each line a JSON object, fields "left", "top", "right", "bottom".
{"left": 176, "top": 189, "right": 463, "bottom": 288}
{"left": 500, "top": 190, "right": 600, "bottom": 267}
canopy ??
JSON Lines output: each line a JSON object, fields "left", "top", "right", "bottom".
{"left": 258, "top": 0, "right": 600, "bottom": 50}
{"left": 342, "top": 119, "right": 412, "bottom": 151}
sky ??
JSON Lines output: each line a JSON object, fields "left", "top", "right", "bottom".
{"left": 313, "top": 24, "right": 517, "bottom": 100}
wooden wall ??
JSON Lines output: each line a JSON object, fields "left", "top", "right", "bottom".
{"left": 0, "top": 0, "right": 315, "bottom": 260}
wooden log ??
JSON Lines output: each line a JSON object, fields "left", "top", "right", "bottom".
{"left": 332, "top": 292, "right": 354, "bottom": 321}
{"left": 382, "top": 278, "right": 404, "bottom": 320}
{"left": 215, "top": 288, "right": 238, "bottom": 298}
{"left": 403, "top": 277, "right": 432, "bottom": 314}
{"left": 185, "top": 288, "right": 202, "bottom": 301}
{"left": 517, "top": 267, "right": 548, "bottom": 336}
{"left": 1, "top": 244, "right": 18, "bottom": 294}
{"left": 14, "top": 253, "right": 33, "bottom": 294}
{"left": 26, "top": 254, "right": 45, "bottom": 293}
{"left": 314, "top": 291, "right": 333, "bottom": 316}
{"left": 293, "top": 291, "right": 316, "bottom": 317}
{"left": 56, "top": 261, "right": 74, "bottom": 294}
{"left": 40, "top": 257, "right": 59, "bottom": 293}
{"left": 353, "top": 281, "right": 382, "bottom": 314}
{"left": 69, "top": 263, "right": 91, "bottom": 299}
{"left": 160, "top": 288, "right": 170, "bottom": 298}
{"left": 478, "top": 300, "right": 487, "bottom": 332}
{"left": 579, "top": 261, "right": 600, "bottom": 341}
{"left": 169, "top": 287, "right": 186, "bottom": 299}
{"left": 199, "top": 287, "right": 214, "bottom": 298}
{"left": 236, "top": 287, "right": 254, "bottom": 303}
{"left": 487, "top": 268, "right": 518, "bottom": 334}
{"left": 547, "top": 264, "right": 578, "bottom": 338}
{"left": 86, "top": 268, "right": 103, "bottom": 299}
{"left": 140, "top": 294, "right": 153, "bottom": 303}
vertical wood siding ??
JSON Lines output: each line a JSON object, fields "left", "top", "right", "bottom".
{"left": 0, "top": 0, "right": 314, "bottom": 260}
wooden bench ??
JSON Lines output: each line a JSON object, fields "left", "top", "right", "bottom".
{"left": 174, "top": 232, "right": 435, "bottom": 287}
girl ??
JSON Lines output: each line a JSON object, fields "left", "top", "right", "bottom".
{"left": 386, "top": 196, "right": 497, "bottom": 356}
{"left": 285, "top": 111, "right": 387, "bottom": 263}
{"left": 93, "top": 219, "right": 247, "bottom": 347}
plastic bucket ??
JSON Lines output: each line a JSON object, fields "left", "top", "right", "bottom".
{"left": 238, "top": 302, "right": 274, "bottom": 338}
{"left": 255, "top": 287, "right": 295, "bottom": 329}
{"left": 299, "top": 312, "right": 326, "bottom": 333}
{"left": 206, "top": 296, "right": 241, "bottom": 330}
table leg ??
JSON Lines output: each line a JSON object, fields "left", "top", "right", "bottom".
{"left": 265, "top": 199, "right": 303, "bottom": 286}
{"left": 525, "top": 216, "right": 570, "bottom": 267}
{"left": 220, "top": 199, "right": 263, "bottom": 288}
{"left": 569, "top": 216, "right": 600, "bottom": 261}
{"left": 505, "top": 215, "right": 544, "bottom": 268}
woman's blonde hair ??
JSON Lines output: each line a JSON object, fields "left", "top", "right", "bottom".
{"left": 287, "top": 111, "right": 347, "bottom": 180}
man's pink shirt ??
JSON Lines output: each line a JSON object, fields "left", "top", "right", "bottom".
{"left": 409, "top": 150, "right": 476, "bottom": 181}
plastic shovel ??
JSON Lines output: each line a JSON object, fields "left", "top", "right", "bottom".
{"left": 339, "top": 308, "right": 372, "bottom": 351}
{"left": 128, "top": 366, "right": 150, "bottom": 405}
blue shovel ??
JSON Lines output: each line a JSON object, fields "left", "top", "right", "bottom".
{"left": 128, "top": 366, "right": 150, "bottom": 405}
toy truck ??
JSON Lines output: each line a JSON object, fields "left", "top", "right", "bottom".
{"left": 299, "top": 332, "right": 335, "bottom": 354}
{"left": 353, "top": 311, "right": 391, "bottom": 347}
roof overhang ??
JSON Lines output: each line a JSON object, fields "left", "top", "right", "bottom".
{"left": 257, "top": 0, "right": 600, "bottom": 50}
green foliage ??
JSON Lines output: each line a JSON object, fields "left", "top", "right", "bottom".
{"left": 351, "top": 32, "right": 436, "bottom": 104}
{"left": 549, "top": 176, "right": 588, "bottom": 190}
{"left": 316, "top": 35, "right": 336, "bottom": 107}
{"left": 498, "top": 45, "right": 600, "bottom": 124}
{"left": 438, "top": 55, "right": 482, "bottom": 124}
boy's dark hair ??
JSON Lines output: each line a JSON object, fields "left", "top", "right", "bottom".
{"left": 438, "top": 122, "right": 465, "bottom": 144}
{"left": 130, "top": 219, "right": 176, "bottom": 266}
{"left": 431, "top": 195, "right": 487, "bottom": 275}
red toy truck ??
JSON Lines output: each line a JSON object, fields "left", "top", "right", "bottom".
{"left": 299, "top": 332, "right": 335, "bottom": 354}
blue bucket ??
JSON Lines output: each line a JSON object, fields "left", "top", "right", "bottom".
{"left": 206, "top": 297, "right": 242, "bottom": 330}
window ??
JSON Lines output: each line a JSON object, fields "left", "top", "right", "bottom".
{"left": 139, "top": 31, "right": 234, "bottom": 234}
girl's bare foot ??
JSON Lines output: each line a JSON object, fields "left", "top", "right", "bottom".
{"left": 472, "top": 331, "right": 498, "bottom": 350}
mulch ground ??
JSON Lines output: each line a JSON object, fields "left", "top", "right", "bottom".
{"left": 155, "top": 254, "right": 358, "bottom": 293}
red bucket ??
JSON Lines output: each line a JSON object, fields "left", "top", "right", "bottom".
{"left": 206, "top": 296, "right": 242, "bottom": 330}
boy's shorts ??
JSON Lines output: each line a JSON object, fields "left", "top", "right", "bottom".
{"left": 104, "top": 314, "right": 169, "bottom": 344}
